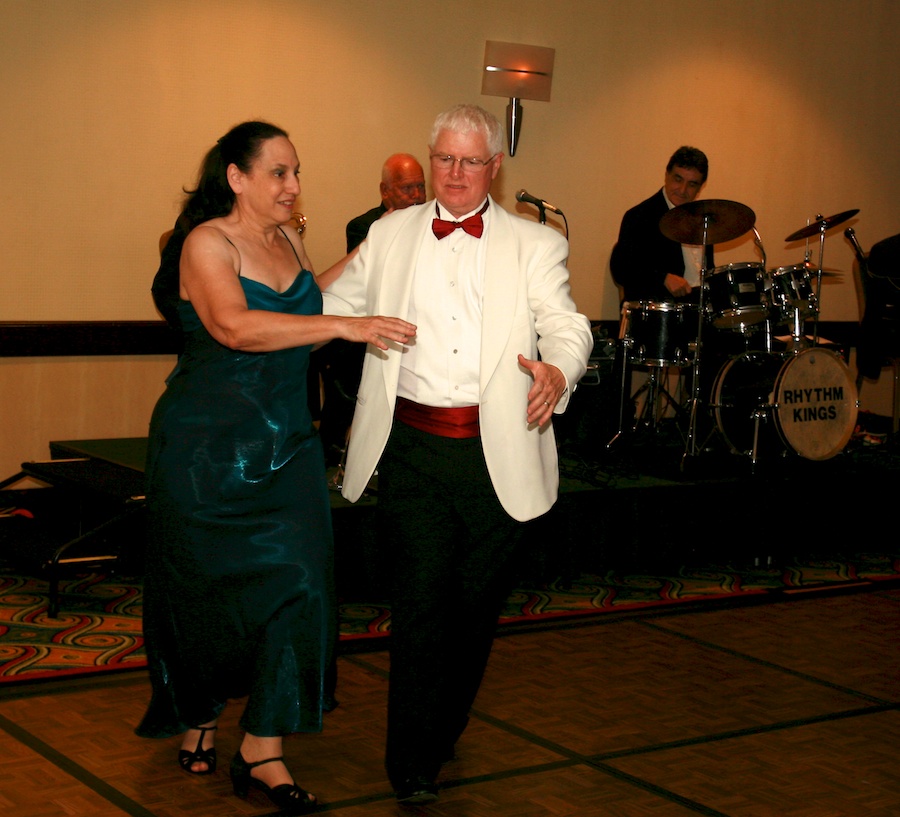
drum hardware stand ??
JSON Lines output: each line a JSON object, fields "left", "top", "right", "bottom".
{"left": 785, "top": 305, "right": 810, "bottom": 355}
{"left": 747, "top": 317, "right": 775, "bottom": 354}
{"left": 762, "top": 318, "right": 774, "bottom": 353}
{"left": 708, "top": 389, "right": 771, "bottom": 474}
{"left": 607, "top": 337, "right": 633, "bottom": 448}
{"left": 607, "top": 339, "right": 686, "bottom": 445}
{"left": 747, "top": 403, "right": 770, "bottom": 472}
{"left": 682, "top": 224, "right": 712, "bottom": 468}
{"left": 752, "top": 228, "right": 776, "bottom": 355}
{"left": 752, "top": 226, "right": 767, "bottom": 270}
{"left": 804, "top": 226, "right": 825, "bottom": 349}
{"left": 631, "top": 365, "right": 686, "bottom": 432}
{"left": 784, "top": 208, "right": 860, "bottom": 349}
{"left": 807, "top": 215, "right": 832, "bottom": 348}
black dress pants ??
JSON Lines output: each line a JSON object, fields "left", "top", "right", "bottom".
{"left": 377, "top": 420, "right": 525, "bottom": 786}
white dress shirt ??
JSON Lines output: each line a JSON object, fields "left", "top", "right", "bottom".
{"left": 663, "top": 188, "right": 704, "bottom": 287}
{"left": 397, "top": 200, "right": 490, "bottom": 407}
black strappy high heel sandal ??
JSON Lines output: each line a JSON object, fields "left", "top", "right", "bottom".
{"left": 230, "top": 751, "right": 317, "bottom": 813}
{"left": 178, "top": 725, "right": 217, "bottom": 775}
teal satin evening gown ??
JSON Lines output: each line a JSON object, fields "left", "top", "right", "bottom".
{"left": 136, "top": 267, "right": 335, "bottom": 739}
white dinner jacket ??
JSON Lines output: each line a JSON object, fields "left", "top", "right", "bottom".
{"left": 322, "top": 197, "right": 592, "bottom": 522}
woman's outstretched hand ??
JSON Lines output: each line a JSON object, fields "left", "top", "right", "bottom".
{"left": 342, "top": 317, "right": 417, "bottom": 350}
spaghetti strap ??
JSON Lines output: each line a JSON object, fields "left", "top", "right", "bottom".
{"left": 279, "top": 227, "right": 304, "bottom": 267}
{"left": 228, "top": 228, "right": 302, "bottom": 281}
{"left": 221, "top": 233, "right": 242, "bottom": 277}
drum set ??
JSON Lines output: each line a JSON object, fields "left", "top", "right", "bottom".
{"left": 615, "top": 202, "right": 860, "bottom": 468}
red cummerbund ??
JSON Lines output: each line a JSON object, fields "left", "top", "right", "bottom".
{"left": 394, "top": 396, "right": 480, "bottom": 439}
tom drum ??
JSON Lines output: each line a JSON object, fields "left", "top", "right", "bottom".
{"left": 619, "top": 300, "right": 698, "bottom": 368}
{"left": 705, "top": 262, "right": 769, "bottom": 330}
{"left": 768, "top": 264, "right": 817, "bottom": 319}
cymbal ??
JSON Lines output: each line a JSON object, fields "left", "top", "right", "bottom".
{"left": 784, "top": 209, "right": 859, "bottom": 242}
{"left": 659, "top": 199, "right": 756, "bottom": 245}
{"left": 801, "top": 261, "right": 842, "bottom": 276}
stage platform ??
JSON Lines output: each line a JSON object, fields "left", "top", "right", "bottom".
{"left": 44, "top": 437, "right": 374, "bottom": 511}
{"left": 3, "top": 423, "right": 898, "bottom": 613}
{"left": 0, "top": 441, "right": 149, "bottom": 616}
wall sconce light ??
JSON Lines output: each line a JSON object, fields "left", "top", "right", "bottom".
{"left": 481, "top": 40, "right": 555, "bottom": 157}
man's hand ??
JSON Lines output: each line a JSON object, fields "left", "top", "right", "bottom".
{"left": 664, "top": 273, "right": 692, "bottom": 298}
{"left": 519, "top": 354, "right": 566, "bottom": 427}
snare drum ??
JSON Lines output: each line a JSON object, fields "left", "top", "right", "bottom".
{"left": 705, "top": 263, "right": 769, "bottom": 330}
{"left": 712, "top": 347, "right": 857, "bottom": 460}
{"left": 767, "top": 264, "right": 817, "bottom": 318}
{"left": 619, "top": 300, "right": 698, "bottom": 367}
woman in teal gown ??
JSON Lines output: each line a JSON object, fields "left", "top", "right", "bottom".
{"left": 136, "top": 121, "right": 415, "bottom": 813}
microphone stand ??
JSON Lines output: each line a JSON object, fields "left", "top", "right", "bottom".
{"left": 681, "top": 216, "right": 712, "bottom": 471}
{"left": 537, "top": 204, "right": 547, "bottom": 225}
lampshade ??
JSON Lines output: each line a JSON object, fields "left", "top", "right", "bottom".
{"left": 481, "top": 41, "right": 555, "bottom": 156}
{"left": 481, "top": 41, "right": 555, "bottom": 101}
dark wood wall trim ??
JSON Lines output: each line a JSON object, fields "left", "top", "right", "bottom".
{"left": 0, "top": 321, "right": 179, "bottom": 357}
{"left": 0, "top": 319, "right": 857, "bottom": 358}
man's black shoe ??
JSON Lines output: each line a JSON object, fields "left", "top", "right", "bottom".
{"left": 395, "top": 776, "right": 439, "bottom": 805}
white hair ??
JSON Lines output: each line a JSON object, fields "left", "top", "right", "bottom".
{"left": 429, "top": 104, "right": 504, "bottom": 156}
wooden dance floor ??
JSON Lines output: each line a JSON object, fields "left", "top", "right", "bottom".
{"left": 0, "top": 575, "right": 897, "bottom": 815}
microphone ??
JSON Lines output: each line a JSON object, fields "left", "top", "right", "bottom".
{"left": 845, "top": 227, "right": 869, "bottom": 273}
{"left": 516, "top": 189, "right": 564, "bottom": 215}
{"left": 844, "top": 227, "right": 863, "bottom": 257}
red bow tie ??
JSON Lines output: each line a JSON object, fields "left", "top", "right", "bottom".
{"left": 432, "top": 202, "right": 489, "bottom": 239}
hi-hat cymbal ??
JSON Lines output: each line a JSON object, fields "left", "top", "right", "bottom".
{"left": 659, "top": 199, "right": 756, "bottom": 245}
{"left": 801, "top": 261, "right": 842, "bottom": 276}
{"left": 785, "top": 209, "right": 859, "bottom": 242}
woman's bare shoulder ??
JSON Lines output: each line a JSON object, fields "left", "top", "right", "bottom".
{"left": 181, "top": 220, "right": 241, "bottom": 276}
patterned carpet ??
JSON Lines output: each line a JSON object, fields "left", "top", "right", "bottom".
{"left": 0, "top": 572, "right": 144, "bottom": 681}
{"left": 1, "top": 552, "right": 898, "bottom": 683}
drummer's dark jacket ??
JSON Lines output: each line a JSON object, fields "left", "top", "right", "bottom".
{"left": 610, "top": 189, "right": 713, "bottom": 304}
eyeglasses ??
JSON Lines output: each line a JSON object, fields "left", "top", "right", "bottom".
{"left": 430, "top": 154, "right": 497, "bottom": 173}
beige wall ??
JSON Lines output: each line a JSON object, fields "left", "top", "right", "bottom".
{"left": 0, "top": 356, "right": 175, "bottom": 479}
{"left": 2, "top": 0, "right": 899, "bottom": 476}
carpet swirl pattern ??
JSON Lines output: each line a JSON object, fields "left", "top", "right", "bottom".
{"left": 1, "top": 553, "right": 898, "bottom": 683}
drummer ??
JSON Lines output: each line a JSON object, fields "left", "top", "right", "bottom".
{"left": 610, "top": 146, "right": 711, "bottom": 303}
{"left": 608, "top": 147, "right": 723, "bottom": 440}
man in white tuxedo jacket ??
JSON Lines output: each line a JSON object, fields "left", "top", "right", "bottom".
{"left": 322, "top": 103, "right": 592, "bottom": 805}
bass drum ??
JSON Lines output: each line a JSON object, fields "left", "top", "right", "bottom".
{"left": 712, "top": 348, "right": 858, "bottom": 461}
